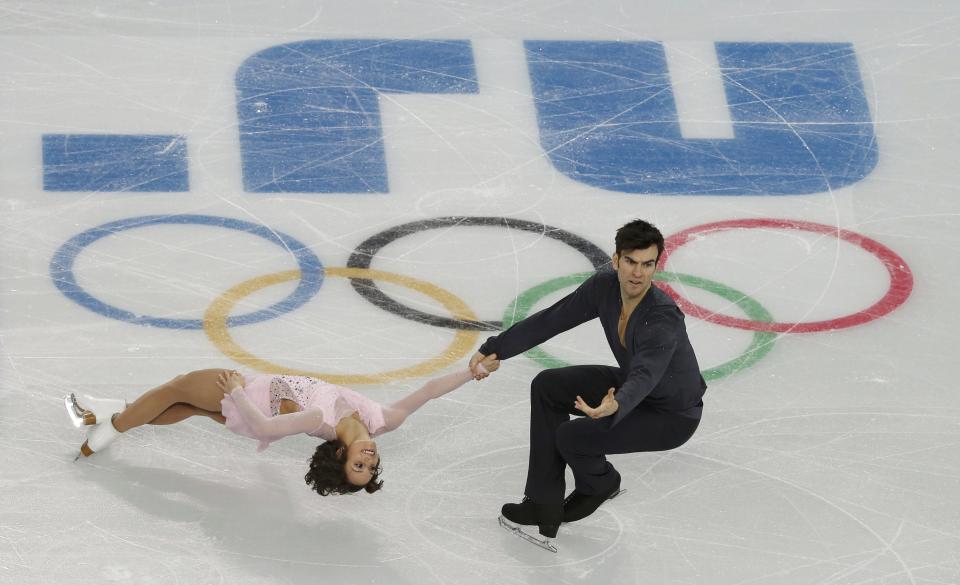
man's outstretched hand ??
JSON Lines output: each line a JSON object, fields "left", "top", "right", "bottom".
{"left": 574, "top": 388, "right": 619, "bottom": 418}
{"left": 469, "top": 352, "right": 500, "bottom": 380}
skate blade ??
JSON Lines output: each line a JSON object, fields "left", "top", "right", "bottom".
{"left": 609, "top": 488, "right": 626, "bottom": 500}
{"left": 64, "top": 393, "right": 96, "bottom": 427}
{"left": 498, "top": 516, "right": 558, "bottom": 553}
{"left": 64, "top": 394, "right": 85, "bottom": 428}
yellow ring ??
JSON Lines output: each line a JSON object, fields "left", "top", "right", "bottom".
{"left": 203, "top": 267, "right": 480, "bottom": 384}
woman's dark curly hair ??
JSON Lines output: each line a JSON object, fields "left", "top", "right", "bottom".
{"left": 304, "top": 440, "right": 384, "bottom": 496}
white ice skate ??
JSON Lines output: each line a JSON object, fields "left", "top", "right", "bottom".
{"left": 78, "top": 416, "right": 122, "bottom": 458}
{"left": 64, "top": 393, "right": 126, "bottom": 428}
{"left": 498, "top": 515, "right": 559, "bottom": 553}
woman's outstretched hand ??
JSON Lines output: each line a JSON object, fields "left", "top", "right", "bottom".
{"left": 574, "top": 388, "right": 619, "bottom": 419}
{"left": 217, "top": 370, "right": 245, "bottom": 396}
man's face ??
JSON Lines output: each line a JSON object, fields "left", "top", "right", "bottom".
{"left": 613, "top": 245, "right": 659, "bottom": 301}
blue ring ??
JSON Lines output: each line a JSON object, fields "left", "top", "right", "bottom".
{"left": 50, "top": 214, "right": 324, "bottom": 329}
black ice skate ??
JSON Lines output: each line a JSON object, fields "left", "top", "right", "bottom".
{"left": 562, "top": 477, "right": 626, "bottom": 523}
{"left": 498, "top": 497, "right": 562, "bottom": 553}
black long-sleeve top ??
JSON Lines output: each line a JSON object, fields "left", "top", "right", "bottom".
{"left": 479, "top": 270, "right": 706, "bottom": 426}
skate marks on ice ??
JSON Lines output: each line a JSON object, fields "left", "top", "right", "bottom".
{"left": 403, "top": 407, "right": 960, "bottom": 574}
{"left": 57, "top": 461, "right": 416, "bottom": 584}
{"left": 404, "top": 446, "right": 628, "bottom": 564}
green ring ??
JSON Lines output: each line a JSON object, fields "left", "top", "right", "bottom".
{"left": 502, "top": 271, "right": 777, "bottom": 381}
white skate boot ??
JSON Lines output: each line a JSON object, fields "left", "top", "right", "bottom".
{"left": 64, "top": 393, "right": 126, "bottom": 428}
{"left": 78, "top": 416, "right": 122, "bottom": 458}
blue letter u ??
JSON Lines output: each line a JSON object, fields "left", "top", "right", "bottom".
{"left": 525, "top": 41, "right": 878, "bottom": 195}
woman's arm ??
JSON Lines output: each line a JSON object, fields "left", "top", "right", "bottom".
{"left": 380, "top": 368, "right": 477, "bottom": 432}
{"left": 219, "top": 372, "right": 327, "bottom": 445}
{"left": 228, "top": 387, "right": 327, "bottom": 440}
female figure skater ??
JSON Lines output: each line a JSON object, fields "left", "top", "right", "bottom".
{"left": 65, "top": 359, "right": 496, "bottom": 496}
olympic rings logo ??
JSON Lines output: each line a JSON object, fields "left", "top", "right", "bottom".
{"left": 49, "top": 215, "right": 914, "bottom": 384}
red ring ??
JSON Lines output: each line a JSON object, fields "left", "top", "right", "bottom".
{"left": 658, "top": 218, "right": 914, "bottom": 333}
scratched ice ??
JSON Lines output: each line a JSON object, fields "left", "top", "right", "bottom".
{"left": 1, "top": 2, "right": 959, "bottom": 584}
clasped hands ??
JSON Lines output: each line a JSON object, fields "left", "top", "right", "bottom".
{"left": 468, "top": 352, "right": 500, "bottom": 380}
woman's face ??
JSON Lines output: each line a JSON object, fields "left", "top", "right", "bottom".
{"left": 344, "top": 439, "right": 380, "bottom": 486}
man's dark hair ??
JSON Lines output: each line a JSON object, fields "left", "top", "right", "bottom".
{"left": 615, "top": 219, "right": 665, "bottom": 260}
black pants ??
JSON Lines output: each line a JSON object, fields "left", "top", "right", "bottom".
{"left": 524, "top": 365, "right": 701, "bottom": 504}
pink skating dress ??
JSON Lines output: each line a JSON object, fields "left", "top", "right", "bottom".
{"left": 221, "top": 374, "right": 387, "bottom": 452}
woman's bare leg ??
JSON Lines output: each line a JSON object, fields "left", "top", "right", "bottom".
{"left": 147, "top": 403, "right": 226, "bottom": 426}
{"left": 113, "top": 369, "right": 230, "bottom": 433}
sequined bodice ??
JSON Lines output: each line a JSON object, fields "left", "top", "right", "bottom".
{"left": 268, "top": 376, "right": 311, "bottom": 416}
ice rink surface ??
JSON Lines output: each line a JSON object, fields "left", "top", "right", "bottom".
{"left": 2, "top": 1, "right": 959, "bottom": 583}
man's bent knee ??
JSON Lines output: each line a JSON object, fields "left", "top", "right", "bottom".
{"left": 530, "top": 368, "right": 565, "bottom": 400}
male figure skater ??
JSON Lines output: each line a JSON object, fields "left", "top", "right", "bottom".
{"left": 470, "top": 219, "right": 706, "bottom": 551}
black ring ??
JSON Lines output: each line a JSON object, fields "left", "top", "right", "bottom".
{"left": 346, "top": 216, "right": 611, "bottom": 330}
